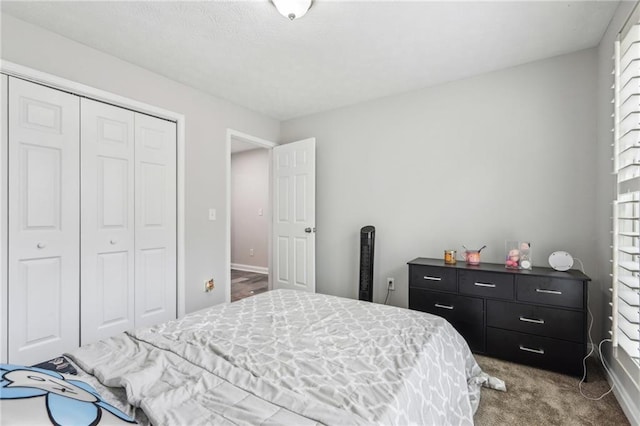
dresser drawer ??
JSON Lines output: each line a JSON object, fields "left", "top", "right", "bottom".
{"left": 409, "top": 288, "right": 483, "bottom": 323}
{"left": 409, "top": 288, "right": 484, "bottom": 352}
{"left": 486, "top": 327, "right": 584, "bottom": 376}
{"left": 516, "top": 276, "right": 584, "bottom": 309}
{"left": 410, "top": 265, "right": 457, "bottom": 293}
{"left": 486, "top": 300, "right": 584, "bottom": 343}
{"left": 459, "top": 270, "right": 514, "bottom": 300}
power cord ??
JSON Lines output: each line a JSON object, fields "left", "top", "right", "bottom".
{"left": 383, "top": 286, "right": 391, "bottom": 305}
{"left": 573, "top": 257, "right": 615, "bottom": 401}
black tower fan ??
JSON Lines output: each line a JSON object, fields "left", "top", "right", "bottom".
{"left": 359, "top": 226, "right": 375, "bottom": 302}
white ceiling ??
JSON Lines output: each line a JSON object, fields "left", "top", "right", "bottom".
{"left": 1, "top": 1, "right": 619, "bottom": 121}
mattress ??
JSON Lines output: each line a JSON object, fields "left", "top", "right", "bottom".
{"left": 67, "top": 289, "right": 504, "bottom": 425}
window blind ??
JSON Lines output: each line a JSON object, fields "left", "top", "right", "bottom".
{"left": 613, "top": 11, "right": 640, "bottom": 369}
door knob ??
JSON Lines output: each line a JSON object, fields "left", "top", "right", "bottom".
{"left": 110, "top": 239, "right": 118, "bottom": 245}
{"left": 304, "top": 227, "right": 316, "bottom": 233}
{"left": 36, "top": 242, "right": 46, "bottom": 249}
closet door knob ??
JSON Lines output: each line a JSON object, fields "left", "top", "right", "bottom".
{"left": 36, "top": 242, "right": 46, "bottom": 249}
{"left": 110, "top": 239, "right": 118, "bottom": 245}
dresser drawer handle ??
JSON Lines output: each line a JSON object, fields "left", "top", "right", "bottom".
{"left": 474, "top": 282, "right": 496, "bottom": 288}
{"left": 424, "top": 276, "right": 442, "bottom": 281}
{"left": 434, "top": 303, "right": 454, "bottom": 310}
{"left": 519, "top": 316, "right": 545, "bottom": 324}
{"left": 536, "top": 289, "right": 562, "bottom": 295}
{"left": 519, "top": 345, "right": 545, "bottom": 355}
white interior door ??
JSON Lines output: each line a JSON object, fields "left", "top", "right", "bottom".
{"left": 134, "top": 113, "right": 177, "bottom": 327}
{"left": 8, "top": 78, "right": 80, "bottom": 365}
{"left": 272, "top": 138, "right": 316, "bottom": 293}
{"left": 81, "top": 98, "right": 135, "bottom": 345}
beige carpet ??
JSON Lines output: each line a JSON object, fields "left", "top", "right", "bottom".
{"left": 474, "top": 355, "right": 629, "bottom": 426}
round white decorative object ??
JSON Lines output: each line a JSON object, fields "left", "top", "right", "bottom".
{"left": 548, "top": 251, "right": 574, "bottom": 271}
{"left": 520, "top": 260, "right": 532, "bottom": 269}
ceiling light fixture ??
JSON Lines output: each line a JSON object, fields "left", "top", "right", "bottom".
{"left": 271, "top": 0, "right": 312, "bottom": 21}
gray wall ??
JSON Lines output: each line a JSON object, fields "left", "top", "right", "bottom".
{"left": 281, "top": 49, "right": 598, "bottom": 313}
{"left": 0, "top": 15, "right": 280, "bottom": 313}
{"left": 596, "top": 1, "right": 640, "bottom": 422}
{"left": 231, "top": 148, "right": 269, "bottom": 269}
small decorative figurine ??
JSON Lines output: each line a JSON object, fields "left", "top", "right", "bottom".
{"left": 519, "top": 242, "right": 532, "bottom": 269}
{"left": 505, "top": 241, "right": 532, "bottom": 269}
{"left": 505, "top": 248, "right": 520, "bottom": 268}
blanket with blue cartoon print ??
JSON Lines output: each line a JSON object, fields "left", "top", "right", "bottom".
{"left": 0, "top": 364, "right": 136, "bottom": 425}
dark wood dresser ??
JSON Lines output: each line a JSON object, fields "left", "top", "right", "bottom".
{"left": 407, "top": 257, "right": 591, "bottom": 377}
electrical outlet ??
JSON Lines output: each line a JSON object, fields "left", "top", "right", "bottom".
{"left": 204, "top": 279, "right": 214, "bottom": 292}
{"left": 387, "top": 277, "right": 395, "bottom": 291}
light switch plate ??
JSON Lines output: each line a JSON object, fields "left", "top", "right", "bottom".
{"left": 208, "top": 208, "right": 216, "bottom": 221}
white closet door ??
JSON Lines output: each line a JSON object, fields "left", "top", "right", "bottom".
{"left": 8, "top": 78, "right": 80, "bottom": 365}
{"left": 81, "top": 99, "right": 135, "bottom": 345}
{"left": 134, "top": 113, "right": 176, "bottom": 327}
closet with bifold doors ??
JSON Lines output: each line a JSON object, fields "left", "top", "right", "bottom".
{"left": 4, "top": 76, "right": 177, "bottom": 365}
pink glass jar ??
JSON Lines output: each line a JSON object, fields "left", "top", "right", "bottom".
{"left": 464, "top": 250, "right": 481, "bottom": 265}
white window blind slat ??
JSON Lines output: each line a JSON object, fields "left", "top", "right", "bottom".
{"left": 618, "top": 169, "right": 640, "bottom": 183}
{"left": 618, "top": 316, "right": 639, "bottom": 342}
{"left": 621, "top": 50, "right": 638, "bottom": 69}
{"left": 620, "top": 41, "right": 640, "bottom": 70}
{"left": 620, "top": 95, "right": 640, "bottom": 118}
{"left": 619, "top": 79, "right": 639, "bottom": 106}
{"left": 620, "top": 231, "right": 640, "bottom": 237}
{"left": 619, "top": 129, "right": 640, "bottom": 153}
{"left": 618, "top": 150, "right": 640, "bottom": 172}
{"left": 618, "top": 299, "right": 639, "bottom": 324}
{"left": 619, "top": 260, "right": 640, "bottom": 272}
{"left": 619, "top": 274, "right": 640, "bottom": 290}
{"left": 622, "top": 25, "right": 640, "bottom": 52}
{"left": 619, "top": 289, "right": 640, "bottom": 308}
{"left": 619, "top": 246, "right": 640, "bottom": 255}
{"left": 619, "top": 112, "right": 640, "bottom": 135}
{"left": 620, "top": 61, "right": 639, "bottom": 85}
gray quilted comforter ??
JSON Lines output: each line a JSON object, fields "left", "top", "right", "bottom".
{"left": 68, "top": 290, "right": 504, "bottom": 425}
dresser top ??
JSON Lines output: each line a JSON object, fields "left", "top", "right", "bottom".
{"left": 407, "top": 257, "right": 591, "bottom": 281}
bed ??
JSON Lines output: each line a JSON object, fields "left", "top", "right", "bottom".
{"left": 3, "top": 289, "right": 504, "bottom": 425}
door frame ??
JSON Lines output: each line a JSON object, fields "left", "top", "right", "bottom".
{"left": 225, "top": 129, "right": 276, "bottom": 303}
{"left": 0, "top": 60, "right": 187, "bottom": 361}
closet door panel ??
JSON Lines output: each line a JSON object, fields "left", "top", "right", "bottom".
{"left": 139, "top": 248, "right": 166, "bottom": 314}
{"left": 19, "top": 258, "right": 62, "bottom": 340}
{"left": 135, "top": 113, "right": 176, "bottom": 327}
{"left": 81, "top": 99, "right": 135, "bottom": 345}
{"left": 8, "top": 78, "right": 79, "bottom": 365}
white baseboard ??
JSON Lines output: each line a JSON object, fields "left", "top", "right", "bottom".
{"left": 231, "top": 263, "right": 269, "bottom": 275}
{"left": 603, "top": 358, "right": 640, "bottom": 426}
